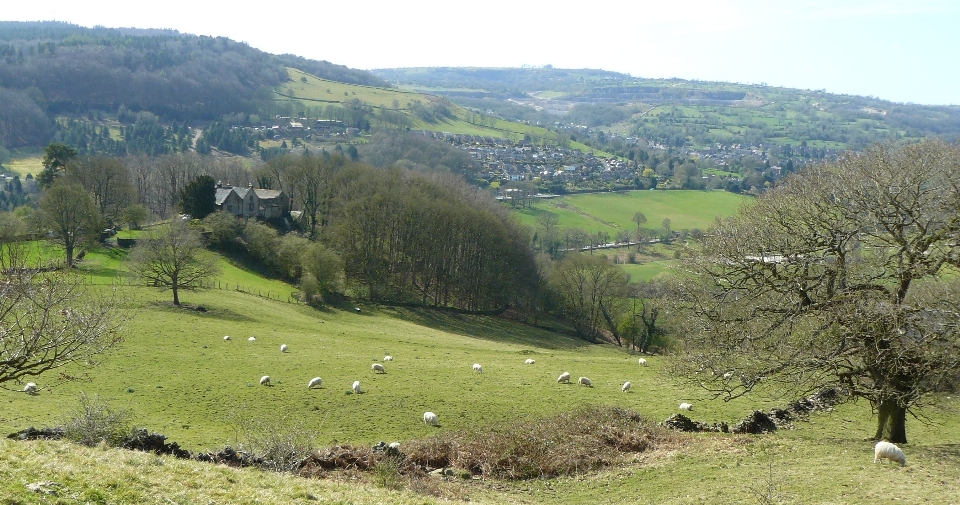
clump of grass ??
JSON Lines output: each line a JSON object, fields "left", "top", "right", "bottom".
{"left": 232, "top": 414, "right": 316, "bottom": 473}
{"left": 406, "top": 405, "right": 675, "bottom": 479}
{"left": 59, "top": 393, "right": 134, "bottom": 447}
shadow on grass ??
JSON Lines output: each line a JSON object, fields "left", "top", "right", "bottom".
{"left": 921, "top": 443, "right": 960, "bottom": 465}
{"left": 381, "top": 306, "right": 589, "bottom": 351}
{"left": 147, "top": 300, "right": 257, "bottom": 322}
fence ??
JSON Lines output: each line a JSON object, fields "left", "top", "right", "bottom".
{"left": 75, "top": 275, "right": 302, "bottom": 304}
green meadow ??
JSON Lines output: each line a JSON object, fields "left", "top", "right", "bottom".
{"left": 3, "top": 245, "right": 960, "bottom": 503}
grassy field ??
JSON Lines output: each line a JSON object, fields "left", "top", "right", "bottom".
{"left": 513, "top": 190, "right": 749, "bottom": 237}
{"left": 3, "top": 246, "right": 959, "bottom": 503}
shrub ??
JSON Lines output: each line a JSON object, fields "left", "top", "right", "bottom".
{"left": 233, "top": 414, "right": 316, "bottom": 473}
{"left": 60, "top": 393, "right": 134, "bottom": 447}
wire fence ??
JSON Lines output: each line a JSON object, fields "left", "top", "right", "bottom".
{"left": 75, "top": 274, "right": 303, "bottom": 304}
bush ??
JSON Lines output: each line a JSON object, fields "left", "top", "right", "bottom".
{"left": 233, "top": 414, "right": 316, "bottom": 473}
{"left": 60, "top": 393, "right": 134, "bottom": 447}
{"left": 202, "top": 212, "right": 241, "bottom": 250}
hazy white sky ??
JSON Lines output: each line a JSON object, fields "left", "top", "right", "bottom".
{"left": 5, "top": 0, "right": 958, "bottom": 105}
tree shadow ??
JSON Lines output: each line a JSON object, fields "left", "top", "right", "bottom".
{"left": 147, "top": 301, "right": 256, "bottom": 322}
{"left": 382, "top": 306, "right": 590, "bottom": 351}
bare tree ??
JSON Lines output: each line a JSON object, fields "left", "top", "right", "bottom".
{"left": 672, "top": 140, "right": 960, "bottom": 443}
{"left": 129, "top": 220, "right": 220, "bottom": 306}
{"left": 551, "top": 253, "right": 629, "bottom": 343}
{"left": 0, "top": 264, "right": 121, "bottom": 390}
{"left": 39, "top": 181, "right": 102, "bottom": 267}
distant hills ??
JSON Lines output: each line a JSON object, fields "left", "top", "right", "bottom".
{"left": 373, "top": 67, "right": 960, "bottom": 153}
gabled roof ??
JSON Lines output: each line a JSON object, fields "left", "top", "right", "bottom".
{"left": 215, "top": 188, "right": 236, "bottom": 206}
{"left": 254, "top": 189, "right": 284, "bottom": 200}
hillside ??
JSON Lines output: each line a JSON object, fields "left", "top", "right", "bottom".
{"left": 373, "top": 67, "right": 960, "bottom": 154}
{"left": 0, "top": 21, "right": 386, "bottom": 148}
{"left": 4, "top": 246, "right": 960, "bottom": 503}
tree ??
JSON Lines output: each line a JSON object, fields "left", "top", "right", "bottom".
{"left": 38, "top": 143, "right": 78, "bottom": 189}
{"left": 551, "top": 253, "right": 629, "bottom": 343}
{"left": 177, "top": 175, "right": 216, "bottom": 219}
{"left": 673, "top": 140, "right": 960, "bottom": 443}
{"left": 129, "top": 220, "right": 220, "bottom": 306}
{"left": 39, "top": 181, "right": 101, "bottom": 267}
{"left": 0, "top": 235, "right": 120, "bottom": 389}
{"left": 632, "top": 211, "right": 647, "bottom": 250}
{"left": 66, "top": 155, "right": 133, "bottom": 225}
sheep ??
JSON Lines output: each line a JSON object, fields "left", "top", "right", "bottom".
{"left": 423, "top": 411, "right": 439, "bottom": 426}
{"left": 557, "top": 372, "right": 571, "bottom": 383}
{"left": 260, "top": 375, "right": 271, "bottom": 386}
{"left": 384, "top": 355, "right": 394, "bottom": 362}
{"left": 223, "top": 335, "right": 231, "bottom": 341}
{"left": 638, "top": 358, "right": 648, "bottom": 366}
{"left": 372, "top": 363, "right": 386, "bottom": 374}
{"left": 24, "top": 383, "right": 38, "bottom": 394}
{"left": 352, "top": 380, "right": 362, "bottom": 394}
{"left": 525, "top": 359, "right": 536, "bottom": 365}
{"left": 622, "top": 381, "right": 632, "bottom": 392}
{"left": 679, "top": 402, "right": 693, "bottom": 411}
{"left": 388, "top": 442, "right": 401, "bottom": 451}
{"left": 472, "top": 363, "right": 483, "bottom": 373}
{"left": 248, "top": 337, "right": 256, "bottom": 342}
{"left": 874, "top": 441, "right": 906, "bottom": 466}
{"left": 722, "top": 371, "right": 734, "bottom": 380}
{"left": 280, "top": 344, "right": 288, "bottom": 353}
{"left": 578, "top": 376, "right": 592, "bottom": 387}
{"left": 308, "top": 377, "right": 323, "bottom": 389}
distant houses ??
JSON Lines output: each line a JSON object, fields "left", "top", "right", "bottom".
{"left": 215, "top": 182, "right": 291, "bottom": 220}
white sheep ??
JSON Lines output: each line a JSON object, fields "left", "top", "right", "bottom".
{"left": 525, "top": 359, "right": 536, "bottom": 365}
{"left": 423, "top": 411, "right": 439, "bottom": 426}
{"left": 280, "top": 344, "right": 288, "bottom": 353}
{"left": 578, "top": 376, "right": 592, "bottom": 387}
{"left": 308, "top": 377, "right": 323, "bottom": 389}
{"left": 874, "top": 441, "right": 906, "bottom": 466}
{"left": 223, "top": 335, "right": 231, "bottom": 341}
{"left": 622, "top": 381, "right": 632, "bottom": 392}
{"left": 388, "top": 442, "right": 401, "bottom": 450}
{"left": 384, "top": 355, "right": 394, "bottom": 361}
{"left": 473, "top": 363, "right": 483, "bottom": 373}
{"left": 638, "top": 358, "right": 648, "bottom": 366}
{"left": 557, "top": 372, "right": 571, "bottom": 383}
{"left": 722, "top": 371, "right": 734, "bottom": 380}
{"left": 24, "top": 383, "right": 38, "bottom": 394}
{"left": 352, "top": 380, "right": 362, "bottom": 394}
{"left": 259, "top": 375, "right": 271, "bottom": 386}
{"left": 248, "top": 337, "right": 256, "bottom": 342}
{"left": 372, "top": 363, "right": 386, "bottom": 373}
{"left": 679, "top": 402, "right": 693, "bottom": 411}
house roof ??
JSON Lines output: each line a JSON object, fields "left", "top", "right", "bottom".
{"left": 215, "top": 188, "right": 235, "bottom": 206}
{"left": 254, "top": 189, "right": 284, "bottom": 201}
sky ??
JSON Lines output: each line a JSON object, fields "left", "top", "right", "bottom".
{"left": 5, "top": 0, "right": 959, "bottom": 105}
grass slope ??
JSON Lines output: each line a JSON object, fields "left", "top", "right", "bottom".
{"left": 3, "top": 246, "right": 959, "bottom": 504}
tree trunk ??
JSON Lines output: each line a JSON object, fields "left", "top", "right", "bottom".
{"left": 874, "top": 399, "right": 907, "bottom": 443}
{"left": 65, "top": 244, "right": 74, "bottom": 267}
{"left": 172, "top": 284, "right": 180, "bottom": 306}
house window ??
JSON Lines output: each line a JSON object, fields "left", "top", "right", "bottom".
{"left": 249, "top": 202, "right": 254, "bottom": 211}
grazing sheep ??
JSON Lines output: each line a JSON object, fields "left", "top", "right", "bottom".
{"left": 24, "top": 383, "right": 38, "bottom": 394}
{"left": 473, "top": 363, "right": 483, "bottom": 373}
{"left": 280, "top": 344, "right": 288, "bottom": 353}
{"left": 308, "top": 377, "right": 323, "bottom": 389}
{"left": 525, "top": 359, "right": 536, "bottom": 365}
{"left": 578, "top": 376, "right": 592, "bottom": 387}
{"left": 248, "top": 337, "right": 256, "bottom": 342}
{"left": 388, "top": 442, "right": 401, "bottom": 450}
{"left": 874, "top": 441, "right": 906, "bottom": 466}
{"left": 679, "top": 402, "right": 693, "bottom": 411}
{"left": 352, "top": 380, "right": 362, "bottom": 394}
{"left": 384, "top": 355, "right": 394, "bottom": 361}
{"left": 260, "top": 375, "right": 271, "bottom": 386}
{"left": 223, "top": 335, "right": 231, "bottom": 341}
{"left": 372, "top": 363, "right": 386, "bottom": 373}
{"left": 423, "top": 411, "right": 439, "bottom": 426}
{"left": 722, "top": 371, "right": 734, "bottom": 380}
{"left": 638, "top": 358, "right": 648, "bottom": 366}
{"left": 557, "top": 372, "right": 571, "bottom": 384}
{"left": 622, "top": 381, "right": 632, "bottom": 392}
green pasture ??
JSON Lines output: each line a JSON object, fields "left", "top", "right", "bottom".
{"left": 514, "top": 190, "right": 749, "bottom": 237}
{"left": 4, "top": 153, "right": 42, "bottom": 178}
{"left": 4, "top": 246, "right": 960, "bottom": 503}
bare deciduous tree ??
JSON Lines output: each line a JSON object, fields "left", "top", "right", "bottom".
{"left": 129, "top": 220, "right": 219, "bottom": 306}
{"left": 673, "top": 140, "right": 960, "bottom": 443}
